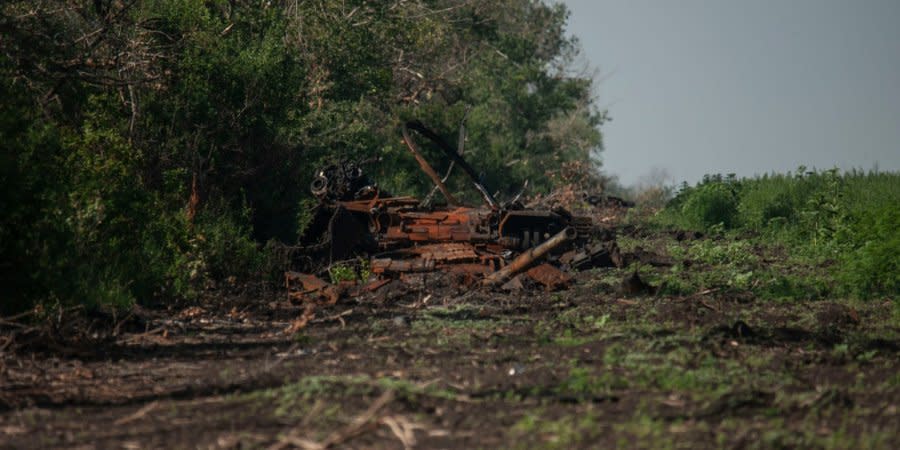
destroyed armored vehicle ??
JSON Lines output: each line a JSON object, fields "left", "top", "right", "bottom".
{"left": 286, "top": 121, "right": 620, "bottom": 304}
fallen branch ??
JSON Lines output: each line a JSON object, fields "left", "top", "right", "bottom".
{"left": 382, "top": 415, "right": 427, "bottom": 450}
{"left": 113, "top": 401, "right": 159, "bottom": 425}
{"left": 697, "top": 298, "right": 720, "bottom": 312}
{"left": 0, "top": 310, "right": 36, "bottom": 323}
{"left": 0, "top": 319, "right": 32, "bottom": 330}
{"left": 119, "top": 326, "right": 169, "bottom": 344}
{"left": 310, "top": 309, "right": 354, "bottom": 327}
{"left": 0, "top": 332, "right": 17, "bottom": 353}
{"left": 691, "top": 288, "right": 721, "bottom": 312}
{"left": 693, "top": 288, "right": 720, "bottom": 297}
{"left": 270, "top": 390, "right": 396, "bottom": 450}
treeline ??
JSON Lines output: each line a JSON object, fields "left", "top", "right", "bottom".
{"left": 1, "top": 1, "right": 606, "bottom": 314}
{"left": 658, "top": 169, "right": 899, "bottom": 299}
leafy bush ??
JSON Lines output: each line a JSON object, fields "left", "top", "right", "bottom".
{"left": 658, "top": 168, "right": 900, "bottom": 300}
{"left": 328, "top": 260, "right": 372, "bottom": 284}
{"left": 193, "top": 209, "right": 265, "bottom": 285}
{"left": 1, "top": 1, "right": 606, "bottom": 314}
{"left": 737, "top": 174, "right": 803, "bottom": 229}
{"left": 677, "top": 183, "right": 739, "bottom": 230}
{"left": 837, "top": 205, "right": 900, "bottom": 299}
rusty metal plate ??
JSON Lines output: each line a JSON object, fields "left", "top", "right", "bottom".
{"left": 525, "top": 263, "right": 573, "bottom": 291}
{"left": 285, "top": 272, "right": 340, "bottom": 304}
{"left": 408, "top": 243, "right": 480, "bottom": 261}
{"left": 371, "top": 258, "right": 436, "bottom": 274}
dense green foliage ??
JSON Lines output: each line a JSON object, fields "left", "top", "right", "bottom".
{"left": 1, "top": 1, "right": 605, "bottom": 314}
{"left": 658, "top": 169, "right": 900, "bottom": 299}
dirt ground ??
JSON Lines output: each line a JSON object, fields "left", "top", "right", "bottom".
{"left": 2, "top": 226, "right": 899, "bottom": 449}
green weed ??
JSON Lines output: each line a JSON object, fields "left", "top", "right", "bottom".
{"left": 658, "top": 169, "right": 900, "bottom": 300}
{"left": 678, "top": 181, "right": 740, "bottom": 229}
{"left": 557, "top": 366, "right": 629, "bottom": 396}
{"left": 511, "top": 412, "right": 603, "bottom": 450}
{"left": 327, "top": 259, "right": 372, "bottom": 284}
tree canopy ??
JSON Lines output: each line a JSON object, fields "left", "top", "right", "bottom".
{"left": 0, "top": 0, "right": 606, "bottom": 314}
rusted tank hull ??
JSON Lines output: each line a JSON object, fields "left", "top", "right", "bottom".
{"left": 286, "top": 120, "right": 619, "bottom": 310}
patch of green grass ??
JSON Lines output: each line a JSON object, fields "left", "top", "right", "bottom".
{"left": 714, "top": 416, "right": 897, "bottom": 450}
{"left": 248, "top": 375, "right": 370, "bottom": 418}
{"left": 244, "top": 374, "right": 463, "bottom": 421}
{"left": 756, "top": 272, "right": 831, "bottom": 301}
{"left": 555, "top": 308, "right": 611, "bottom": 328}
{"left": 405, "top": 306, "right": 506, "bottom": 347}
{"left": 676, "top": 239, "right": 757, "bottom": 266}
{"left": 374, "top": 377, "right": 459, "bottom": 401}
{"left": 615, "top": 235, "right": 644, "bottom": 253}
{"left": 613, "top": 414, "right": 685, "bottom": 450}
{"left": 555, "top": 365, "right": 630, "bottom": 397}
{"left": 327, "top": 259, "right": 371, "bottom": 283}
{"left": 658, "top": 169, "right": 900, "bottom": 300}
{"left": 511, "top": 411, "right": 604, "bottom": 450}
{"left": 658, "top": 232, "right": 835, "bottom": 300}
{"left": 552, "top": 329, "right": 602, "bottom": 347}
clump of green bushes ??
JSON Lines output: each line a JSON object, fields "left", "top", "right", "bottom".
{"left": 658, "top": 168, "right": 900, "bottom": 299}
{"left": 1, "top": 1, "right": 605, "bottom": 316}
{"left": 836, "top": 203, "right": 899, "bottom": 298}
{"left": 675, "top": 180, "right": 740, "bottom": 230}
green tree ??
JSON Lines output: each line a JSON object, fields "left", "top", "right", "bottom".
{"left": 0, "top": 0, "right": 605, "bottom": 314}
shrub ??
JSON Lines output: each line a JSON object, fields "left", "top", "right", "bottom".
{"left": 837, "top": 205, "right": 900, "bottom": 299}
{"left": 659, "top": 168, "right": 899, "bottom": 301}
{"left": 2, "top": 0, "right": 608, "bottom": 315}
{"left": 192, "top": 208, "right": 267, "bottom": 286}
{"left": 737, "top": 175, "right": 800, "bottom": 229}
{"left": 678, "top": 183, "right": 739, "bottom": 230}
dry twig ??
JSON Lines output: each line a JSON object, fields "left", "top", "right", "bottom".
{"left": 270, "top": 390, "right": 396, "bottom": 450}
{"left": 310, "top": 309, "right": 354, "bottom": 327}
{"left": 113, "top": 401, "right": 159, "bottom": 425}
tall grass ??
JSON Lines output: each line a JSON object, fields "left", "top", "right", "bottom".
{"left": 658, "top": 168, "right": 900, "bottom": 299}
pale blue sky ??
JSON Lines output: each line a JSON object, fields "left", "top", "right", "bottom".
{"left": 561, "top": 0, "right": 900, "bottom": 185}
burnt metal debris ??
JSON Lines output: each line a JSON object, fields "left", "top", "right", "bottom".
{"left": 286, "top": 121, "right": 623, "bottom": 312}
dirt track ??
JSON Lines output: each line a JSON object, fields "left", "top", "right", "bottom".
{"left": 2, "top": 230, "right": 899, "bottom": 449}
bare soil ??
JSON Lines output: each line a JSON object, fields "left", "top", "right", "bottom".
{"left": 2, "top": 227, "right": 899, "bottom": 449}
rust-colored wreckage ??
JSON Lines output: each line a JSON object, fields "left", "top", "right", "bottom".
{"left": 285, "top": 121, "right": 623, "bottom": 325}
